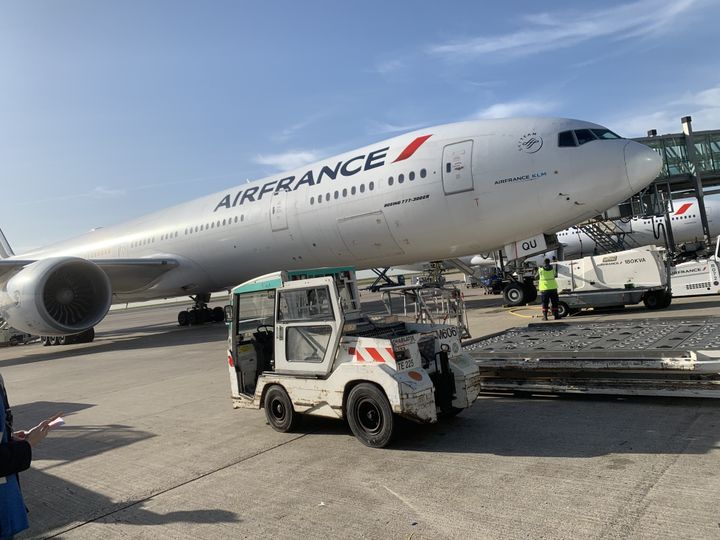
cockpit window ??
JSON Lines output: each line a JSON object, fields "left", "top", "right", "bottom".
{"left": 574, "top": 129, "right": 597, "bottom": 145}
{"left": 558, "top": 131, "right": 577, "bottom": 147}
{"left": 591, "top": 128, "right": 622, "bottom": 140}
{"left": 558, "top": 128, "right": 624, "bottom": 148}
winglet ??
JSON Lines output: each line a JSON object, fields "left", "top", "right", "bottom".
{"left": 0, "top": 228, "right": 15, "bottom": 259}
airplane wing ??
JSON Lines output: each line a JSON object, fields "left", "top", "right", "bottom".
{"left": 0, "top": 258, "right": 179, "bottom": 294}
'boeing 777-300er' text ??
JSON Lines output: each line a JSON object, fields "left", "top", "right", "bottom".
{"left": 0, "top": 118, "right": 661, "bottom": 342}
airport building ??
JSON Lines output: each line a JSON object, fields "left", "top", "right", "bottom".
{"left": 633, "top": 117, "right": 720, "bottom": 194}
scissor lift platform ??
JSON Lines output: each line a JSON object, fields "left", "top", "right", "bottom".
{"left": 464, "top": 317, "right": 720, "bottom": 397}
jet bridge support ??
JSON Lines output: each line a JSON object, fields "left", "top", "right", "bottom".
{"left": 463, "top": 316, "right": 720, "bottom": 398}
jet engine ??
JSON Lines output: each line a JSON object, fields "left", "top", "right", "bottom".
{"left": 1, "top": 257, "right": 112, "bottom": 336}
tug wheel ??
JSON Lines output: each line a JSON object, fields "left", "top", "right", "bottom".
{"left": 263, "top": 385, "right": 298, "bottom": 433}
{"left": 557, "top": 301, "right": 570, "bottom": 319}
{"left": 643, "top": 290, "right": 669, "bottom": 310}
{"left": 346, "top": 383, "right": 394, "bottom": 448}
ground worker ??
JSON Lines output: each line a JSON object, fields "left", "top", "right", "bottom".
{"left": 537, "top": 258, "right": 560, "bottom": 320}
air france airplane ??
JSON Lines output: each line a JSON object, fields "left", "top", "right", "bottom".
{"left": 470, "top": 198, "right": 720, "bottom": 266}
{"left": 0, "top": 118, "right": 661, "bottom": 342}
{"left": 554, "top": 198, "right": 720, "bottom": 258}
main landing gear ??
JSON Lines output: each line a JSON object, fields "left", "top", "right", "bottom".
{"left": 41, "top": 327, "right": 95, "bottom": 346}
{"left": 177, "top": 293, "right": 226, "bottom": 326}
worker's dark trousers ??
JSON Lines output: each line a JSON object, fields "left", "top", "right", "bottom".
{"left": 541, "top": 289, "right": 559, "bottom": 319}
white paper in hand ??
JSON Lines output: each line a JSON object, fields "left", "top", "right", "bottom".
{"left": 48, "top": 417, "right": 65, "bottom": 428}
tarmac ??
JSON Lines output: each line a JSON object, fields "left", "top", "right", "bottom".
{"left": 2, "top": 287, "right": 720, "bottom": 539}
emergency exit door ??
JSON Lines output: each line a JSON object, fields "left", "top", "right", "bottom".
{"left": 442, "top": 140, "right": 474, "bottom": 195}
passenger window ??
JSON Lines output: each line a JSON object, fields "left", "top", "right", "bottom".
{"left": 398, "top": 174, "right": 404, "bottom": 184}
{"left": 574, "top": 129, "right": 598, "bottom": 145}
{"left": 369, "top": 181, "right": 374, "bottom": 191}
{"left": 420, "top": 168, "right": 427, "bottom": 178}
{"left": 334, "top": 191, "right": 339, "bottom": 199}
{"left": 360, "top": 184, "right": 365, "bottom": 193}
{"left": 388, "top": 177, "right": 394, "bottom": 186}
{"left": 409, "top": 171, "right": 415, "bottom": 181}
{"left": 310, "top": 196, "right": 314, "bottom": 205}
{"left": 351, "top": 186, "right": 356, "bottom": 195}
{"left": 342, "top": 188, "right": 347, "bottom": 197}
{"left": 325, "top": 193, "right": 330, "bottom": 202}
{"left": 558, "top": 131, "right": 577, "bottom": 147}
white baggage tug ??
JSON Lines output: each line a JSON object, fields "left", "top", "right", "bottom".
{"left": 225, "top": 267, "right": 481, "bottom": 447}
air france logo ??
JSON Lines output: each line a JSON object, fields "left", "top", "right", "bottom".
{"left": 517, "top": 132, "right": 543, "bottom": 154}
{"left": 214, "top": 134, "right": 433, "bottom": 211}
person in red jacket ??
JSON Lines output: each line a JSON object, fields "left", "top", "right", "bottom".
{"left": 1, "top": 374, "right": 61, "bottom": 539}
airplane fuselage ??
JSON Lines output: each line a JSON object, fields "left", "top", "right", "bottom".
{"left": 12, "top": 118, "right": 659, "bottom": 302}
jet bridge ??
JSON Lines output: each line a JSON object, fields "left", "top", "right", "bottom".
{"left": 464, "top": 316, "right": 720, "bottom": 398}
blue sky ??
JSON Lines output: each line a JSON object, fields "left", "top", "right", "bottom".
{"left": 1, "top": 0, "right": 719, "bottom": 252}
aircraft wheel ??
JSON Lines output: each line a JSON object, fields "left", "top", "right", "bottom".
{"left": 50, "top": 336, "right": 59, "bottom": 346}
{"left": 503, "top": 282, "right": 526, "bottom": 307}
{"left": 58, "top": 336, "right": 67, "bottom": 346}
{"left": 263, "top": 385, "right": 298, "bottom": 433}
{"left": 178, "top": 311, "right": 190, "bottom": 326}
{"left": 212, "top": 306, "right": 225, "bottom": 323}
{"left": 42, "top": 336, "right": 51, "bottom": 347}
{"left": 79, "top": 327, "right": 95, "bottom": 343}
{"left": 188, "top": 310, "right": 199, "bottom": 325}
{"left": 346, "top": 383, "right": 394, "bottom": 448}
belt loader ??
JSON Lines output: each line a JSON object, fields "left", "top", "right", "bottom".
{"left": 225, "top": 267, "right": 481, "bottom": 448}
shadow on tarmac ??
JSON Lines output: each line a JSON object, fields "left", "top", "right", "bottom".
{"left": 22, "top": 469, "right": 240, "bottom": 537}
{"left": 294, "top": 394, "right": 720, "bottom": 458}
{"left": 0, "top": 324, "right": 227, "bottom": 369}
{"left": 10, "top": 400, "right": 153, "bottom": 465}
{"left": 391, "top": 394, "right": 720, "bottom": 457}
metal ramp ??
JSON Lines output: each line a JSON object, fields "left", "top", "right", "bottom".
{"left": 464, "top": 316, "right": 720, "bottom": 397}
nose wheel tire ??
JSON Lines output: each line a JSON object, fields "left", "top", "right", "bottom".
{"left": 503, "top": 282, "right": 526, "bottom": 307}
{"left": 263, "top": 385, "right": 298, "bottom": 433}
{"left": 346, "top": 383, "right": 395, "bottom": 448}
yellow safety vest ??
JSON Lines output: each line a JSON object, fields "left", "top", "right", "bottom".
{"left": 537, "top": 266, "right": 557, "bottom": 291}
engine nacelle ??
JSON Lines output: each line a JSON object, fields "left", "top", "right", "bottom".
{"left": 0, "top": 257, "right": 112, "bottom": 336}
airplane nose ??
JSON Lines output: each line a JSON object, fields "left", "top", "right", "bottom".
{"left": 624, "top": 141, "right": 663, "bottom": 193}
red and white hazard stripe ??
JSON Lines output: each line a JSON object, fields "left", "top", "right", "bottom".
{"left": 349, "top": 346, "right": 396, "bottom": 364}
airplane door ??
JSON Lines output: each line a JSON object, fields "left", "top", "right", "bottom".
{"left": 442, "top": 140, "right": 474, "bottom": 195}
{"left": 271, "top": 190, "right": 289, "bottom": 232}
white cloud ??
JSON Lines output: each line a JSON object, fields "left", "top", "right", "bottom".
{"left": 367, "top": 120, "right": 428, "bottom": 135}
{"left": 91, "top": 186, "right": 125, "bottom": 198}
{"left": 609, "top": 84, "right": 720, "bottom": 137}
{"left": 474, "top": 100, "right": 557, "bottom": 119}
{"left": 272, "top": 113, "right": 327, "bottom": 142}
{"left": 429, "top": 0, "right": 699, "bottom": 61}
{"left": 254, "top": 151, "right": 319, "bottom": 171}
{"left": 374, "top": 59, "right": 403, "bottom": 74}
